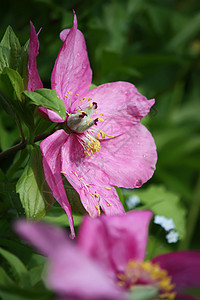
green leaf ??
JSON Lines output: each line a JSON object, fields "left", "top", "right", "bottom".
{"left": 0, "top": 26, "right": 21, "bottom": 72}
{"left": 23, "top": 88, "right": 66, "bottom": 120}
{"left": 0, "top": 267, "right": 14, "bottom": 286}
{"left": 128, "top": 185, "right": 186, "bottom": 239}
{"left": 0, "top": 67, "right": 24, "bottom": 101}
{"left": 0, "top": 247, "right": 30, "bottom": 288}
{"left": 128, "top": 285, "right": 158, "bottom": 300}
{"left": 16, "top": 145, "right": 54, "bottom": 220}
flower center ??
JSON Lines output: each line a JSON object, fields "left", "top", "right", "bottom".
{"left": 117, "top": 260, "right": 176, "bottom": 300}
{"left": 66, "top": 101, "right": 98, "bottom": 134}
{"left": 64, "top": 91, "right": 114, "bottom": 157}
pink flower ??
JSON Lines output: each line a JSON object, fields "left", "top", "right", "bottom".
{"left": 15, "top": 211, "right": 200, "bottom": 300}
{"left": 28, "top": 13, "right": 157, "bottom": 238}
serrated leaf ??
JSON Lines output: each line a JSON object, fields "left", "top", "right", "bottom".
{"left": 0, "top": 247, "right": 30, "bottom": 288}
{"left": 128, "top": 185, "right": 186, "bottom": 239}
{"left": 16, "top": 145, "right": 54, "bottom": 220}
{"left": 24, "top": 88, "right": 66, "bottom": 120}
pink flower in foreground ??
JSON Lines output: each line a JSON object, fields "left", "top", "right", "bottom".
{"left": 15, "top": 211, "right": 200, "bottom": 300}
{"left": 28, "top": 13, "right": 157, "bottom": 238}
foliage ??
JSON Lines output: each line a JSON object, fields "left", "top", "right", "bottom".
{"left": 0, "top": 0, "right": 200, "bottom": 299}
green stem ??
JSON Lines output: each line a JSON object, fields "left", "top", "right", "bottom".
{"left": 16, "top": 118, "right": 25, "bottom": 142}
{"left": 0, "top": 130, "right": 55, "bottom": 161}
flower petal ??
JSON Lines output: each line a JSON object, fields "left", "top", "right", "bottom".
{"left": 15, "top": 221, "right": 124, "bottom": 299}
{"left": 82, "top": 81, "right": 155, "bottom": 137}
{"left": 40, "top": 130, "right": 75, "bottom": 238}
{"left": 51, "top": 12, "right": 92, "bottom": 112}
{"left": 152, "top": 251, "right": 200, "bottom": 296}
{"left": 28, "top": 21, "right": 43, "bottom": 91}
{"left": 48, "top": 243, "right": 124, "bottom": 299}
{"left": 78, "top": 211, "right": 153, "bottom": 275}
{"left": 61, "top": 134, "right": 125, "bottom": 217}
{"left": 90, "top": 123, "right": 157, "bottom": 188}
{"left": 15, "top": 220, "right": 67, "bottom": 256}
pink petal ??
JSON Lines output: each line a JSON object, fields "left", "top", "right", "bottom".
{"left": 15, "top": 221, "right": 124, "bottom": 299}
{"left": 61, "top": 134, "right": 125, "bottom": 217}
{"left": 51, "top": 12, "right": 92, "bottom": 112}
{"left": 40, "top": 130, "right": 75, "bottom": 238}
{"left": 28, "top": 21, "right": 43, "bottom": 91}
{"left": 15, "top": 220, "right": 67, "bottom": 256}
{"left": 39, "top": 107, "right": 65, "bottom": 123}
{"left": 48, "top": 244, "right": 124, "bottom": 299}
{"left": 83, "top": 81, "right": 155, "bottom": 137}
{"left": 90, "top": 123, "right": 157, "bottom": 188}
{"left": 78, "top": 211, "right": 153, "bottom": 275}
{"left": 152, "top": 251, "right": 200, "bottom": 295}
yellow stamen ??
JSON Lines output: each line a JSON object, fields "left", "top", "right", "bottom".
{"left": 117, "top": 260, "right": 176, "bottom": 300}
{"left": 67, "top": 91, "right": 72, "bottom": 96}
{"left": 89, "top": 102, "right": 93, "bottom": 108}
{"left": 64, "top": 95, "right": 68, "bottom": 98}
{"left": 106, "top": 203, "right": 112, "bottom": 207}
{"left": 98, "top": 117, "right": 106, "bottom": 122}
{"left": 61, "top": 171, "right": 66, "bottom": 174}
{"left": 86, "top": 118, "right": 92, "bottom": 126}
{"left": 93, "top": 193, "right": 99, "bottom": 198}
{"left": 95, "top": 205, "right": 101, "bottom": 216}
{"left": 74, "top": 172, "right": 78, "bottom": 177}
{"left": 105, "top": 187, "right": 111, "bottom": 190}
{"left": 76, "top": 94, "right": 79, "bottom": 96}
{"left": 89, "top": 192, "right": 93, "bottom": 197}
{"left": 88, "top": 97, "right": 92, "bottom": 101}
{"left": 99, "top": 113, "right": 104, "bottom": 116}
{"left": 79, "top": 177, "right": 83, "bottom": 181}
{"left": 100, "top": 130, "right": 105, "bottom": 138}
{"left": 86, "top": 184, "right": 91, "bottom": 187}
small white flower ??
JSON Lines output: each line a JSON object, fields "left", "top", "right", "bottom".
{"left": 126, "top": 195, "right": 140, "bottom": 209}
{"left": 161, "top": 218, "right": 175, "bottom": 231}
{"left": 154, "top": 215, "right": 175, "bottom": 231}
{"left": 166, "top": 230, "right": 179, "bottom": 243}
{"left": 154, "top": 215, "right": 166, "bottom": 226}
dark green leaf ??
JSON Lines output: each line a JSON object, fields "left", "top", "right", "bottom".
{"left": 0, "top": 247, "right": 30, "bottom": 288}
{"left": 0, "top": 26, "right": 21, "bottom": 72}
{"left": 24, "top": 88, "right": 66, "bottom": 120}
{"left": 16, "top": 145, "right": 54, "bottom": 220}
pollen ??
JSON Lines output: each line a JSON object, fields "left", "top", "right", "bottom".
{"left": 106, "top": 203, "right": 112, "bottom": 207}
{"left": 99, "top": 113, "right": 104, "bottom": 116}
{"left": 88, "top": 97, "right": 92, "bottom": 101}
{"left": 76, "top": 94, "right": 79, "bottom": 96}
{"left": 117, "top": 260, "right": 176, "bottom": 300}
{"left": 98, "top": 117, "right": 106, "bottom": 122}
{"left": 93, "top": 192, "right": 99, "bottom": 198}
{"left": 99, "top": 130, "right": 114, "bottom": 139}
{"left": 95, "top": 205, "right": 101, "bottom": 216}
{"left": 86, "top": 184, "right": 91, "bottom": 187}
{"left": 105, "top": 187, "right": 111, "bottom": 190}
{"left": 74, "top": 172, "right": 78, "bottom": 177}
{"left": 89, "top": 102, "right": 93, "bottom": 108}
{"left": 67, "top": 91, "right": 73, "bottom": 96}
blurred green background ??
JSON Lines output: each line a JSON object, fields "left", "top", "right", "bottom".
{"left": 0, "top": 0, "right": 200, "bottom": 249}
